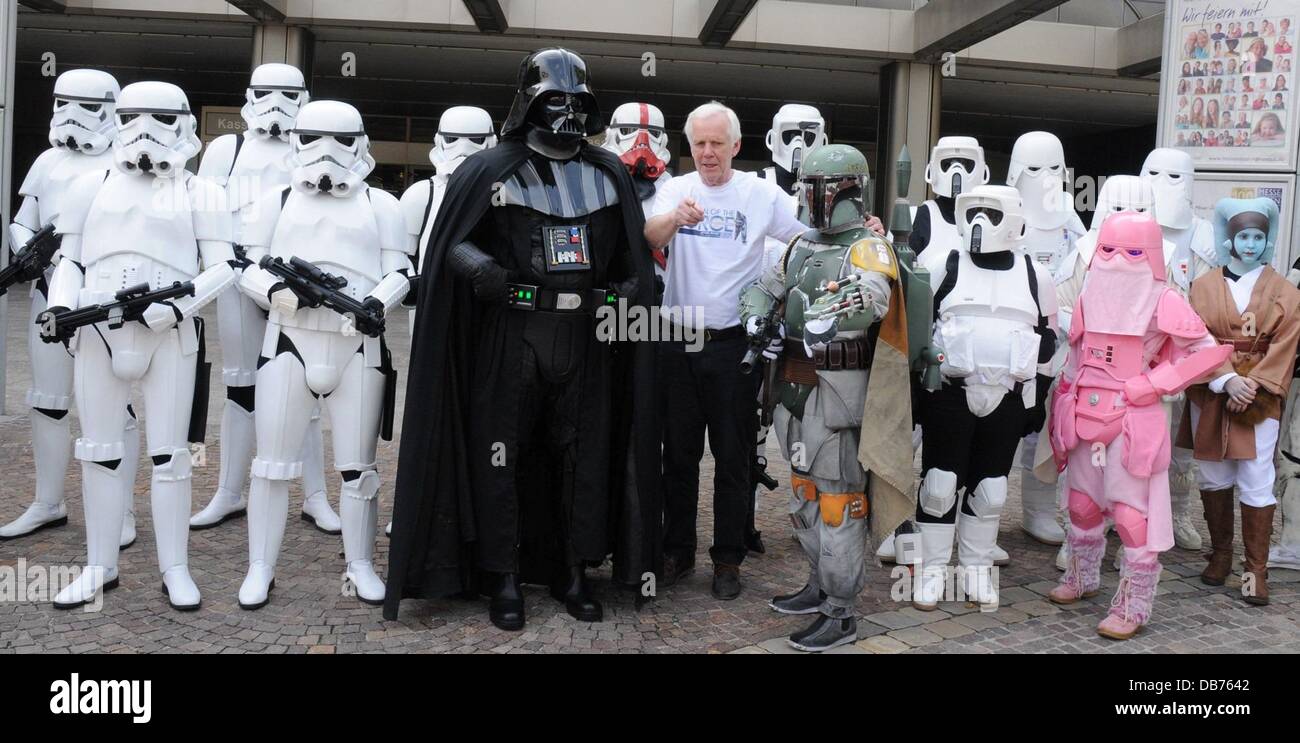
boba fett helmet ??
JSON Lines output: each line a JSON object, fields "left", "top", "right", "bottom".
{"left": 798, "top": 144, "right": 872, "bottom": 233}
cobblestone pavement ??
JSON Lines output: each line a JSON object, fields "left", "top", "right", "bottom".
{"left": 1, "top": 291, "right": 1297, "bottom": 654}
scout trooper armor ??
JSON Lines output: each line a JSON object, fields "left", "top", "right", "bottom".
{"left": 914, "top": 185, "right": 1058, "bottom": 612}
{"left": 190, "top": 63, "right": 338, "bottom": 535}
{"left": 1, "top": 69, "right": 141, "bottom": 548}
{"left": 42, "top": 81, "right": 237, "bottom": 610}
{"left": 915, "top": 136, "right": 991, "bottom": 271}
{"left": 237, "top": 100, "right": 411, "bottom": 609}
{"left": 1141, "top": 148, "right": 1217, "bottom": 293}
{"left": 740, "top": 145, "right": 903, "bottom": 651}
{"left": 1008, "top": 131, "right": 1085, "bottom": 547}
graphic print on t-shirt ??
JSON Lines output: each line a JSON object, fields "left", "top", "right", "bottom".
{"left": 680, "top": 207, "right": 748, "bottom": 243}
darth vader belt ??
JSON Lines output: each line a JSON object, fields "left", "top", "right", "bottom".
{"left": 505, "top": 283, "right": 615, "bottom": 313}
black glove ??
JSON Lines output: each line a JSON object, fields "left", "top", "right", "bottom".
{"left": 1023, "top": 373, "right": 1053, "bottom": 437}
{"left": 35, "top": 306, "right": 74, "bottom": 344}
{"left": 448, "top": 240, "right": 508, "bottom": 303}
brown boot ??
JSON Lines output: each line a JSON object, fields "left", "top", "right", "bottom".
{"left": 1200, "top": 489, "right": 1235, "bottom": 586}
{"left": 1239, "top": 503, "right": 1275, "bottom": 606}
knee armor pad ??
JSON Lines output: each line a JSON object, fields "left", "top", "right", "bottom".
{"left": 251, "top": 456, "right": 303, "bottom": 481}
{"left": 151, "top": 447, "right": 193, "bottom": 482}
{"left": 966, "top": 477, "right": 1008, "bottom": 519}
{"left": 1112, "top": 503, "right": 1149, "bottom": 548}
{"left": 1067, "top": 489, "right": 1105, "bottom": 530}
{"left": 919, "top": 468, "right": 959, "bottom": 519}
{"left": 819, "top": 492, "right": 868, "bottom": 527}
{"left": 341, "top": 469, "right": 380, "bottom": 501}
{"left": 74, "top": 437, "right": 125, "bottom": 464}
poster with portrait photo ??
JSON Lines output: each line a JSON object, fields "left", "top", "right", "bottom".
{"left": 1192, "top": 172, "right": 1296, "bottom": 269}
{"left": 1160, "top": 0, "right": 1300, "bottom": 170}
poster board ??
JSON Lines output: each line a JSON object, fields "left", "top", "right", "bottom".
{"left": 1159, "top": 0, "right": 1300, "bottom": 172}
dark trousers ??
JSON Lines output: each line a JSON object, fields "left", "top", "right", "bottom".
{"left": 660, "top": 334, "right": 760, "bottom": 567}
{"left": 917, "top": 381, "right": 1027, "bottom": 524}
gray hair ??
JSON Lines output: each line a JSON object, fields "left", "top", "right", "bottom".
{"left": 684, "top": 101, "right": 741, "bottom": 145}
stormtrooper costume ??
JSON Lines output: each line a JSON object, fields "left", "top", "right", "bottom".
{"left": 1047, "top": 212, "right": 1230, "bottom": 640}
{"left": 190, "top": 63, "right": 338, "bottom": 535}
{"left": 1183, "top": 198, "right": 1300, "bottom": 607}
{"left": 1008, "top": 131, "right": 1085, "bottom": 549}
{"left": 1144, "top": 150, "right": 1218, "bottom": 553}
{"left": 237, "top": 101, "right": 410, "bottom": 609}
{"left": 889, "top": 136, "right": 1009, "bottom": 567}
{"left": 42, "top": 81, "right": 237, "bottom": 610}
{"left": 602, "top": 101, "right": 672, "bottom": 281}
{"left": 914, "top": 186, "right": 1058, "bottom": 612}
{"left": 2, "top": 69, "right": 141, "bottom": 549}
{"left": 401, "top": 104, "right": 498, "bottom": 329}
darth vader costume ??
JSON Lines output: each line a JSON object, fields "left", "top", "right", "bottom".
{"left": 383, "top": 48, "right": 661, "bottom": 630}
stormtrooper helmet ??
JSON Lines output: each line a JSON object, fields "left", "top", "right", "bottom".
{"left": 765, "top": 104, "right": 827, "bottom": 176}
{"left": 925, "top": 136, "right": 989, "bottom": 199}
{"left": 430, "top": 106, "right": 496, "bottom": 175}
{"left": 1008, "top": 131, "right": 1072, "bottom": 226}
{"left": 603, "top": 102, "right": 670, "bottom": 180}
{"left": 1141, "top": 148, "right": 1197, "bottom": 231}
{"left": 113, "top": 81, "right": 201, "bottom": 177}
{"left": 1090, "top": 175, "right": 1154, "bottom": 233}
{"left": 241, "top": 63, "right": 308, "bottom": 141}
{"left": 956, "top": 185, "right": 1026, "bottom": 255}
{"left": 49, "top": 68, "right": 120, "bottom": 155}
{"left": 289, "top": 100, "right": 374, "bottom": 197}
{"left": 1091, "top": 211, "right": 1167, "bottom": 281}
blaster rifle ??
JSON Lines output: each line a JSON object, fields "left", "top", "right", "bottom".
{"left": 259, "top": 255, "right": 386, "bottom": 337}
{"left": 37, "top": 280, "right": 196, "bottom": 343}
{"left": 0, "top": 224, "right": 60, "bottom": 296}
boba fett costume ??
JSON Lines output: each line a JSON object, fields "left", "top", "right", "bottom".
{"left": 740, "top": 145, "right": 917, "bottom": 651}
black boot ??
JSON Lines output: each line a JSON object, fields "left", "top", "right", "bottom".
{"left": 551, "top": 565, "right": 603, "bottom": 622}
{"left": 788, "top": 614, "right": 858, "bottom": 652}
{"left": 769, "top": 583, "right": 825, "bottom": 615}
{"left": 489, "top": 572, "right": 525, "bottom": 631}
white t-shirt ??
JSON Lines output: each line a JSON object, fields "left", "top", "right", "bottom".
{"left": 652, "top": 170, "right": 806, "bottom": 329}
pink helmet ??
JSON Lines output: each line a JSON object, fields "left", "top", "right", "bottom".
{"left": 1089, "top": 211, "right": 1166, "bottom": 281}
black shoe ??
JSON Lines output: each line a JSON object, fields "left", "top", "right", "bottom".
{"left": 550, "top": 565, "right": 603, "bottom": 622}
{"left": 769, "top": 583, "right": 825, "bottom": 615}
{"left": 788, "top": 614, "right": 858, "bottom": 652}
{"left": 745, "top": 529, "right": 766, "bottom": 555}
{"left": 661, "top": 553, "right": 696, "bottom": 588}
{"left": 711, "top": 563, "right": 742, "bottom": 600}
{"left": 489, "top": 573, "right": 525, "bottom": 631}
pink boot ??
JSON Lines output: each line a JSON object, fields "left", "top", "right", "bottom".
{"left": 1097, "top": 556, "right": 1161, "bottom": 641}
{"left": 1049, "top": 531, "right": 1105, "bottom": 605}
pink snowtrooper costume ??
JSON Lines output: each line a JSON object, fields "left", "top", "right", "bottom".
{"left": 1048, "top": 212, "right": 1232, "bottom": 640}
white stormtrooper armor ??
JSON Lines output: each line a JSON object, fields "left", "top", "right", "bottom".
{"left": 44, "top": 81, "right": 237, "bottom": 611}
{"left": 400, "top": 105, "right": 496, "bottom": 329}
{"left": 915, "top": 186, "right": 1058, "bottom": 611}
{"left": 237, "top": 100, "right": 412, "bottom": 609}
{"left": 190, "top": 63, "right": 336, "bottom": 535}
{"left": 603, "top": 101, "right": 673, "bottom": 276}
{"left": 1008, "top": 131, "right": 1082, "bottom": 547}
{"left": 1141, "top": 148, "right": 1217, "bottom": 293}
{"left": 1008, "top": 131, "right": 1086, "bottom": 278}
{"left": 917, "top": 136, "right": 990, "bottom": 273}
{"left": 1, "top": 69, "right": 141, "bottom": 549}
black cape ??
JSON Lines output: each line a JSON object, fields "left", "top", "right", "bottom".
{"left": 383, "top": 138, "right": 662, "bottom": 619}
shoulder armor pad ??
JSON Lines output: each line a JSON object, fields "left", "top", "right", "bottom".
{"left": 1156, "top": 288, "right": 1208, "bottom": 339}
{"left": 188, "top": 173, "right": 234, "bottom": 243}
{"left": 1068, "top": 294, "right": 1086, "bottom": 343}
{"left": 19, "top": 148, "right": 67, "bottom": 199}
{"left": 197, "top": 134, "right": 239, "bottom": 184}
{"left": 849, "top": 237, "right": 898, "bottom": 280}
{"left": 398, "top": 179, "right": 433, "bottom": 236}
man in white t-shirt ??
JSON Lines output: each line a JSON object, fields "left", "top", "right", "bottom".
{"left": 645, "top": 101, "right": 806, "bottom": 600}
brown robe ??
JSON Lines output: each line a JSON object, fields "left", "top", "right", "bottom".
{"left": 1178, "top": 265, "right": 1300, "bottom": 461}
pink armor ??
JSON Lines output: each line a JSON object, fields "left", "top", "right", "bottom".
{"left": 1048, "top": 212, "right": 1231, "bottom": 640}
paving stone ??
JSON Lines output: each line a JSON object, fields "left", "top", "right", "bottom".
{"left": 887, "top": 626, "right": 942, "bottom": 647}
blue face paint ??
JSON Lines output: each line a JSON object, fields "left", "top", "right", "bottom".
{"left": 1214, "top": 196, "right": 1280, "bottom": 270}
